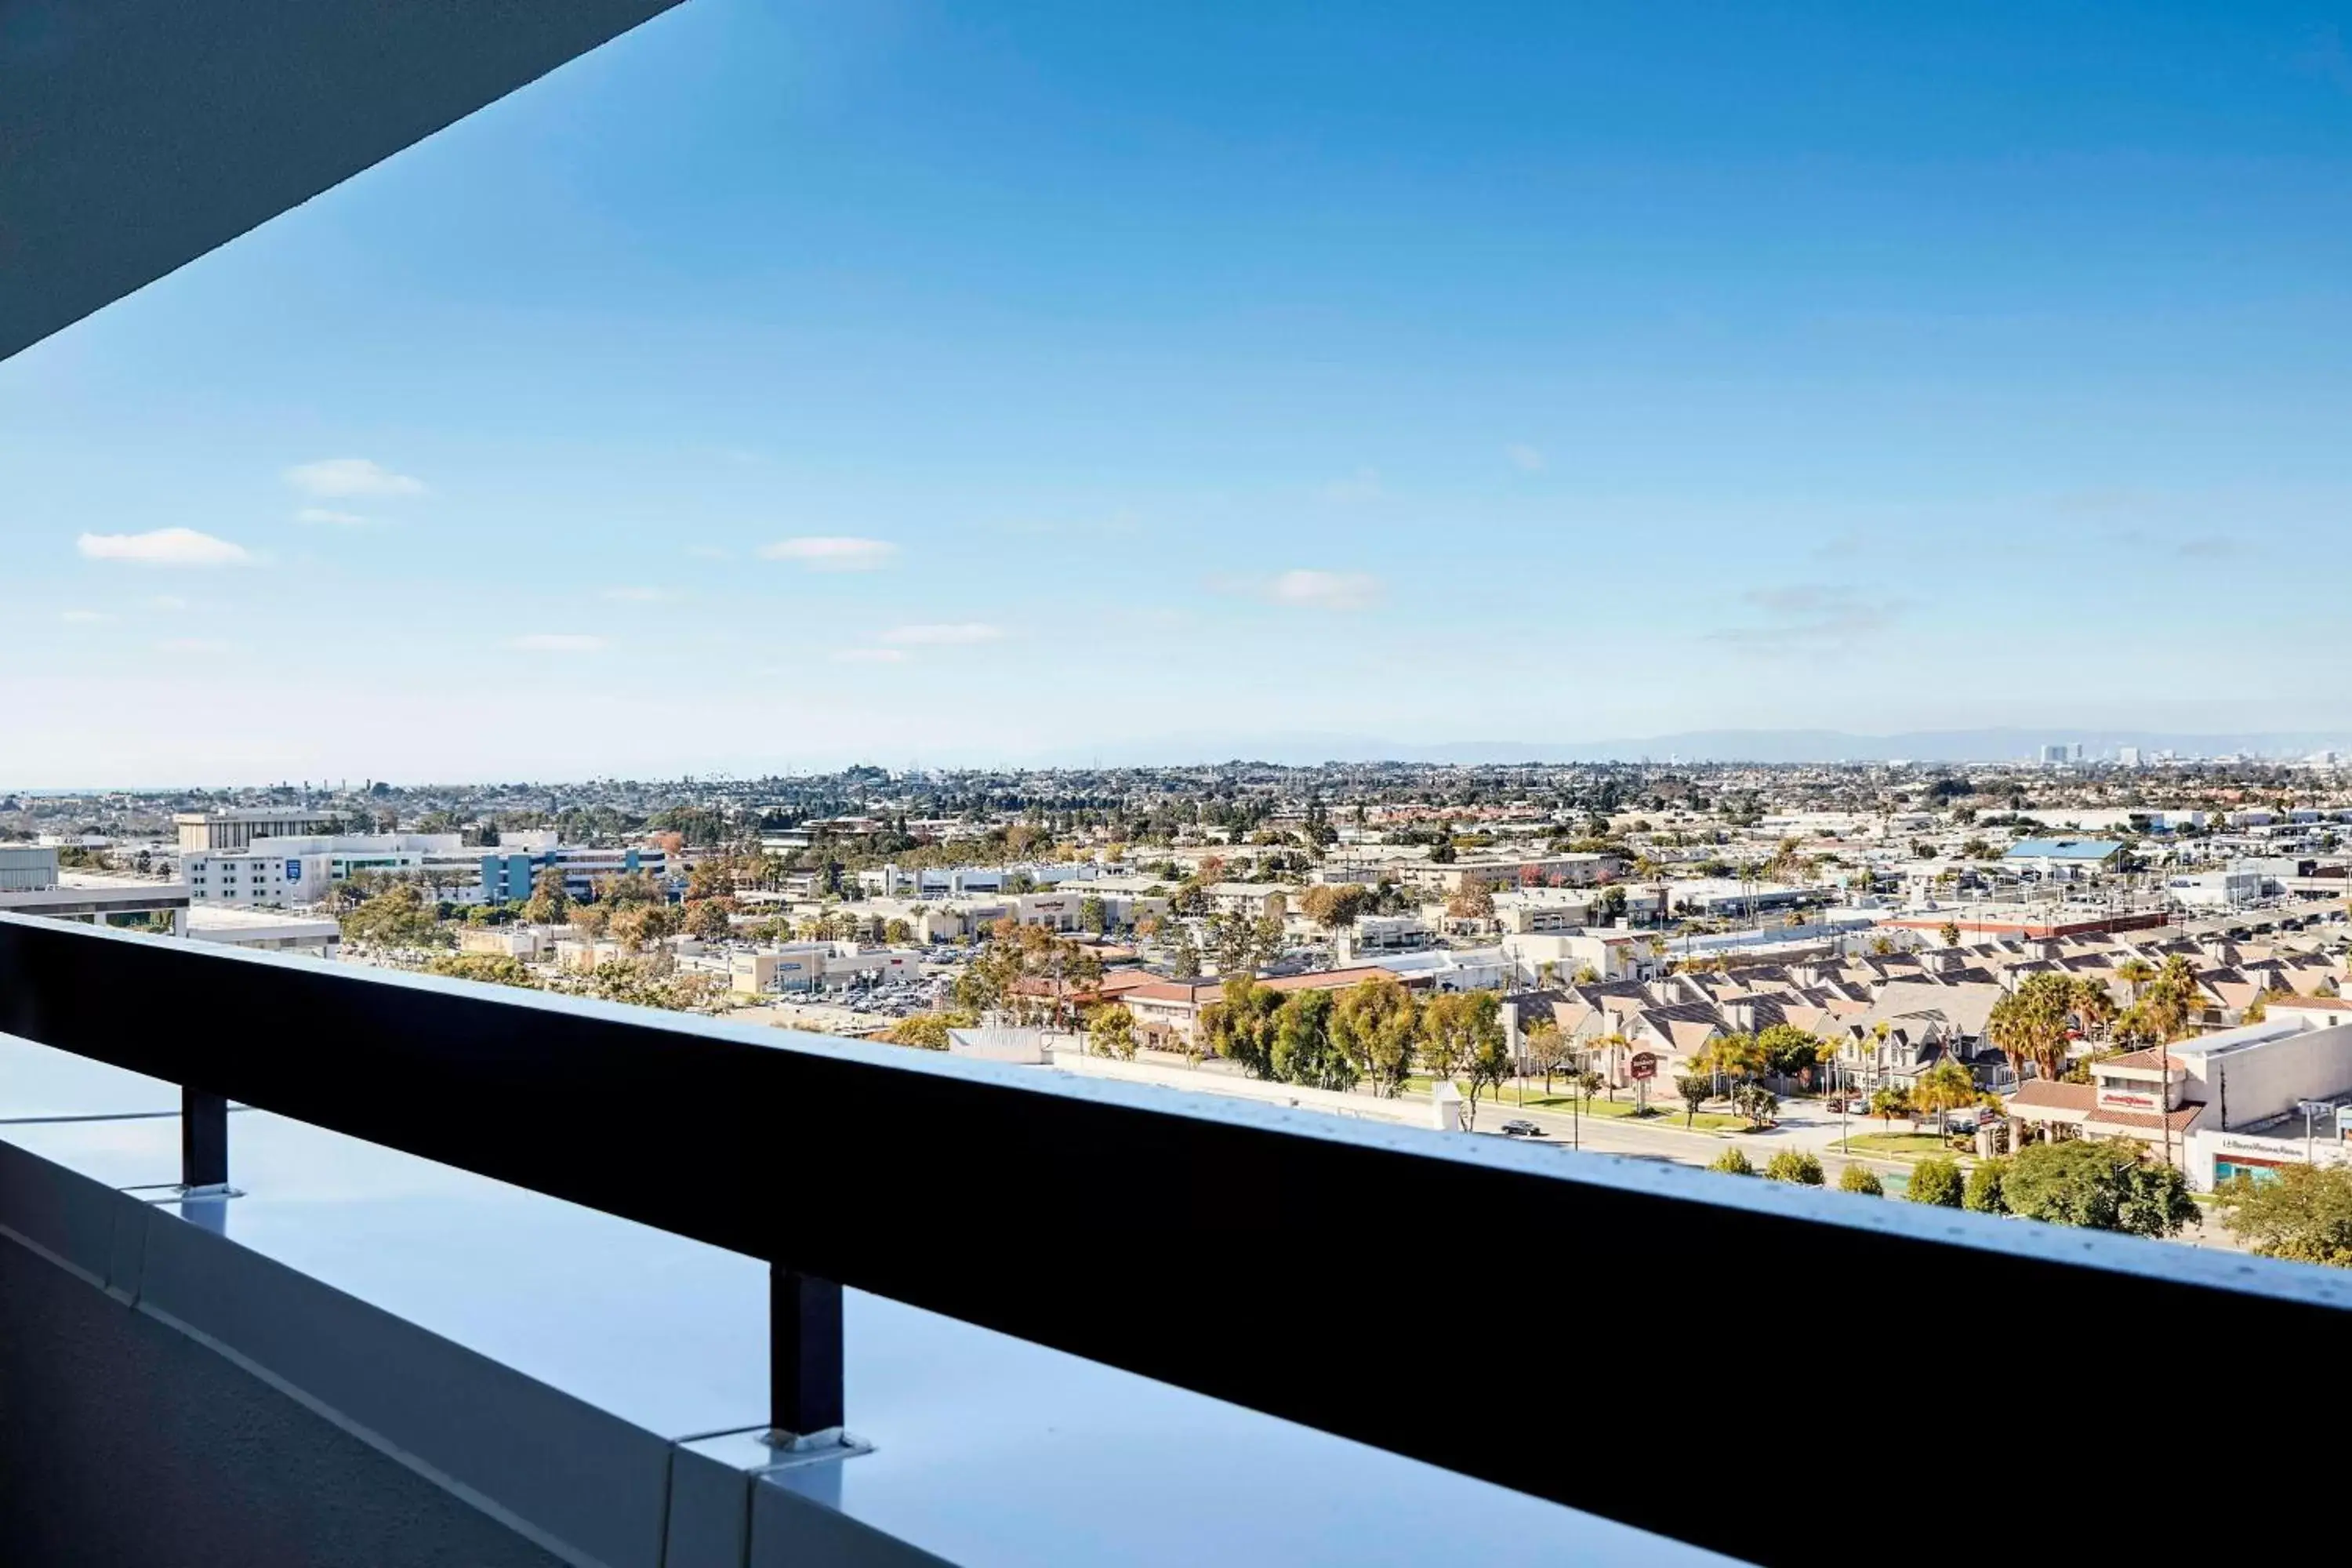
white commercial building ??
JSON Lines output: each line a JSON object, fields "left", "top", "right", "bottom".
{"left": 184, "top": 904, "right": 340, "bottom": 956}
{"left": 184, "top": 833, "right": 467, "bottom": 909}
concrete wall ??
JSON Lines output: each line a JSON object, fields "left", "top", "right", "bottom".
{"left": 2204, "top": 1022, "right": 2352, "bottom": 1131}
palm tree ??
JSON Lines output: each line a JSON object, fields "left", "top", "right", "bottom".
{"left": 2069, "top": 976, "right": 2117, "bottom": 1040}
{"left": 1592, "top": 1032, "right": 1631, "bottom": 1102}
{"left": 2114, "top": 957, "right": 2157, "bottom": 1004}
{"left": 1912, "top": 1058, "right": 1976, "bottom": 1138}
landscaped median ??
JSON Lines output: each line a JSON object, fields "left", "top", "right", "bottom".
{"left": 1497, "top": 1090, "right": 1751, "bottom": 1134}
{"left": 1830, "top": 1130, "right": 1976, "bottom": 1161}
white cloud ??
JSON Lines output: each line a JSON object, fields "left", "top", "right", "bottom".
{"left": 77, "top": 528, "right": 252, "bottom": 567}
{"left": 602, "top": 586, "right": 681, "bottom": 603}
{"left": 60, "top": 609, "right": 116, "bottom": 625}
{"left": 1268, "top": 569, "right": 1383, "bottom": 611}
{"left": 510, "top": 633, "right": 608, "bottom": 653}
{"left": 757, "top": 536, "right": 899, "bottom": 572}
{"left": 282, "top": 458, "right": 426, "bottom": 499}
{"left": 149, "top": 595, "right": 190, "bottom": 612}
{"left": 295, "top": 506, "right": 372, "bottom": 527}
{"left": 1507, "top": 444, "right": 1546, "bottom": 473}
{"left": 882, "top": 622, "right": 1004, "bottom": 646}
{"left": 1707, "top": 583, "right": 1893, "bottom": 650}
{"left": 832, "top": 648, "right": 912, "bottom": 664}
{"left": 1319, "top": 469, "right": 1384, "bottom": 504}
{"left": 157, "top": 637, "right": 230, "bottom": 654}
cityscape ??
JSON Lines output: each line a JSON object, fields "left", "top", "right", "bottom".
{"left": 9, "top": 750, "right": 2352, "bottom": 1258}
{"left": 7, "top": 2, "right": 2351, "bottom": 1563}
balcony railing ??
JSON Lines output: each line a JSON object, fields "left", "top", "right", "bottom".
{"left": 4, "top": 909, "right": 2350, "bottom": 1566}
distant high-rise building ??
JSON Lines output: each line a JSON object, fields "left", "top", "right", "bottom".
{"left": 2039, "top": 744, "right": 2069, "bottom": 765}
{"left": 2069, "top": 742, "right": 2084, "bottom": 762}
{"left": 2117, "top": 746, "right": 2143, "bottom": 767}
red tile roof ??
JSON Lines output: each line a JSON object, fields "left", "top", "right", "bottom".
{"left": 2009, "top": 1080, "right": 2097, "bottom": 1114}
{"left": 2097, "top": 1047, "right": 2186, "bottom": 1072}
{"left": 2087, "top": 1104, "right": 2201, "bottom": 1134}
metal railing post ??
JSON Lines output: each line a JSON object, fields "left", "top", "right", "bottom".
{"left": 182, "top": 1088, "right": 228, "bottom": 1190}
{"left": 770, "top": 1265, "right": 844, "bottom": 1443}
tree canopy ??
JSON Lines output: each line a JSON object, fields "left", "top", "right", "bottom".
{"left": 2215, "top": 1163, "right": 2352, "bottom": 1267}
{"left": 2002, "top": 1139, "right": 2195, "bottom": 1237}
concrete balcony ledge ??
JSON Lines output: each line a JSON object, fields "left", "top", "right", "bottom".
{"left": 0, "top": 1036, "right": 1712, "bottom": 1567}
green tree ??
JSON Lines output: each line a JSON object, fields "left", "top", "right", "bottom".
{"left": 1868, "top": 1084, "right": 1912, "bottom": 1128}
{"left": 1330, "top": 975, "right": 1421, "bottom": 1098}
{"left": 1167, "top": 925, "right": 1203, "bottom": 979}
{"left": 1911, "top": 1058, "right": 1978, "bottom": 1137}
{"left": 520, "top": 867, "right": 570, "bottom": 926}
{"left": 609, "top": 902, "right": 682, "bottom": 952}
{"left": 422, "top": 953, "right": 537, "bottom": 989}
{"left": 2114, "top": 957, "right": 2157, "bottom": 1004}
{"left": 1457, "top": 995, "right": 1512, "bottom": 1130}
{"left": 2070, "top": 976, "right": 2118, "bottom": 1039}
{"left": 1421, "top": 992, "right": 1506, "bottom": 1127}
{"left": 1755, "top": 1023, "right": 1827, "bottom": 1082}
{"left": 1272, "top": 989, "right": 1358, "bottom": 1091}
{"left": 883, "top": 1009, "right": 978, "bottom": 1050}
{"left": 1837, "top": 1163, "right": 1884, "bottom": 1196}
{"left": 1907, "top": 1156, "right": 1965, "bottom": 1207}
{"left": 1524, "top": 1017, "right": 1570, "bottom": 1094}
{"left": 684, "top": 898, "right": 734, "bottom": 943}
{"left": 1939, "top": 920, "right": 1962, "bottom": 947}
{"left": 1087, "top": 1003, "right": 1139, "bottom": 1060}
{"left": 1763, "top": 1149, "right": 1825, "bottom": 1185}
{"left": 1298, "top": 883, "right": 1367, "bottom": 931}
{"left": 2003, "top": 1139, "right": 2194, "bottom": 1237}
{"left": 1078, "top": 895, "right": 1109, "bottom": 935}
{"left": 1417, "top": 992, "right": 1473, "bottom": 1087}
{"left": 1671, "top": 1072, "right": 1713, "bottom": 1127}
{"left": 1987, "top": 971, "right": 2078, "bottom": 1086}
{"left": 1709, "top": 1147, "right": 1756, "bottom": 1177}
{"left": 1732, "top": 1083, "right": 1780, "bottom": 1128}
{"left": 2214, "top": 1163, "right": 2352, "bottom": 1266}
{"left": 1203, "top": 976, "right": 1283, "bottom": 1079}
{"left": 339, "top": 884, "right": 451, "bottom": 949}
{"left": 1962, "top": 1156, "right": 2010, "bottom": 1214}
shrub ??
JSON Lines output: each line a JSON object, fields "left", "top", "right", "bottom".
{"left": 1709, "top": 1147, "right": 1756, "bottom": 1177}
{"left": 1963, "top": 1156, "right": 2010, "bottom": 1214}
{"left": 1837, "top": 1163, "right": 1884, "bottom": 1196}
{"left": 1907, "top": 1156, "right": 1964, "bottom": 1207}
{"left": 1762, "top": 1150, "right": 1824, "bottom": 1185}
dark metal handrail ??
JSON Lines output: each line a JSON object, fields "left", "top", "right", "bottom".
{"left": 2, "top": 913, "right": 2346, "bottom": 1564}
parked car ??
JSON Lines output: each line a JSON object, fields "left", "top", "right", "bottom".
{"left": 1498, "top": 1120, "right": 1544, "bottom": 1138}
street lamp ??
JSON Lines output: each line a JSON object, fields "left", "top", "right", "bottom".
{"left": 2299, "top": 1098, "right": 2335, "bottom": 1169}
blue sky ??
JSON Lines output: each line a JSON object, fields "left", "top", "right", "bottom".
{"left": 5, "top": 0, "right": 2350, "bottom": 784}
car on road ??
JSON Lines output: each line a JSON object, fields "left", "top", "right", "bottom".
{"left": 1497, "top": 1120, "right": 1544, "bottom": 1138}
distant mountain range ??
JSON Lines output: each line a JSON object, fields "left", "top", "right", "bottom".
{"left": 1048, "top": 728, "right": 2352, "bottom": 768}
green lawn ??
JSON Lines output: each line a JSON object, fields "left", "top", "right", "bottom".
{"left": 1501, "top": 1091, "right": 1751, "bottom": 1134}
{"left": 1835, "top": 1131, "right": 1970, "bottom": 1160}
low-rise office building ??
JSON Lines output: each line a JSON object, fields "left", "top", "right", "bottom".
{"left": 2007, "top": 1001, "right": 2352, "bottom": 1188}
{"left": 1399, "top": 852, "right": 1620, "bottom": 895}
{"left": 173, "top": 808, "right": 336, "bottom": 852}
{"left": 478, "top": 844, "right": 673, "bottom": 904}
{"left": 0, "top": 847, "right": 189, "bottom": 932}
{"left": 184, "top": 904, "right": 340, "bottom": 956}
